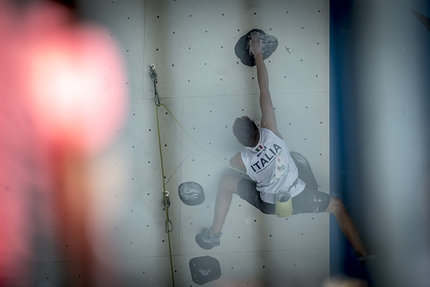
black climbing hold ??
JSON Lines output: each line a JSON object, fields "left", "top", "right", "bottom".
{"left": 189, "top": 256, "right": 221, "bottom": 285}
{"left": 178, "top": 181, "right": 205, "bottom": 206}
{"left": 290, "top": 152, "right": 318, "bottom": 191}
{"left": 234, "top": 28, "right": 278, "bottom": 67}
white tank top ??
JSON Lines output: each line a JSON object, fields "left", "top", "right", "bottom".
{"left": 240, "top": 128, "right": 305, "bottom": 204}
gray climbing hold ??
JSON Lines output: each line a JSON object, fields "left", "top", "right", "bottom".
{"left": 234, "top": 28, "right": 278, "bottom": 66}
{"left": 178, "top": 181, "right": 205, "bottom": 206}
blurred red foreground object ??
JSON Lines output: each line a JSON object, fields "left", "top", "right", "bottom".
{"left": 0, "top": 1, "right": 127, "bottom": 286}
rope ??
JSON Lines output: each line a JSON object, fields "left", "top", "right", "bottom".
{"left": 158, "top": 103, "right": 244, "bottom": 174}
{"left": 155, "top": 104, "right": 175, "bottom": 287}
{"left": 152, "top": 64, "right": 175, "bottom": 287}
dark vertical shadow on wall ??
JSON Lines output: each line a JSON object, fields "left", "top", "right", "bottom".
{"left": 331, "top": 1, "right": 430, "bottom": 286}
{"left": 330, "top": 0, "right": 371, "bottom": 282}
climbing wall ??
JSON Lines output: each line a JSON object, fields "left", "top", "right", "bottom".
{"left": 35, "top": 0, "right": 330, "bottom": 286}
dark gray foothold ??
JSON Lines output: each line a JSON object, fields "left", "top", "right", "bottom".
{"left": 189, "top": 256, "right": 221, "bottom": 285}
{"left": 178, "top": 181, "right": 205, "bottom": 206}
{"left": 290, "top": 151, "right": 318, "bottom": 190}
{"left": 234, "top": 28, "right": 278, "bottom": 66}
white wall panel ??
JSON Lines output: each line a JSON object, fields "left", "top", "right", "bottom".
{"left": 34, "top": 0, "right": 330, "bottom": 286}
{"left": 144, "top": 0, "right": 329, "bottom": 99}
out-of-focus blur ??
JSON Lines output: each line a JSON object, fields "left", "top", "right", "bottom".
{"left": 0, "top": 0, "right": 127, "bottom": 286}
{"left": 331, "top": 0, "right": 430, "bottom": 286}
{"left": 1, "top": 0, "right": 429, "bottom": 286}
{"left": 321, "top": 276, "right": 368, "bottom": 287}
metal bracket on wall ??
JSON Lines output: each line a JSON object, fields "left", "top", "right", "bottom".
{"left": 150, "top": 64, "right": 160, "bottom": 106}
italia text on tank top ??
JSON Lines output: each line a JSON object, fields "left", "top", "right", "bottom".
{"left": 240, "top": 128, "right": 305, "bottom": 204}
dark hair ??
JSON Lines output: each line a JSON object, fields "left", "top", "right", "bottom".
{"left": 232, "top": 116, "right": 259, "bottom": 147}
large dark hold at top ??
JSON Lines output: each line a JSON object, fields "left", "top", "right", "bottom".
{"left": 234, "top": 29, "right": 278, "bottom": 67}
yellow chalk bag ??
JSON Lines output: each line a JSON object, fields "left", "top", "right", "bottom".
{"left": 275, "top": 190, "right": 293, "bottom": 218}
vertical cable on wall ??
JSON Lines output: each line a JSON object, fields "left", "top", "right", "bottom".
{"left": 152, "top": 65, "right": 175, "bottom": 287}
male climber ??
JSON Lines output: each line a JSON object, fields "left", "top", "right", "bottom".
{"left": 196, "top": 33, "right": 374, "bottom": 263}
